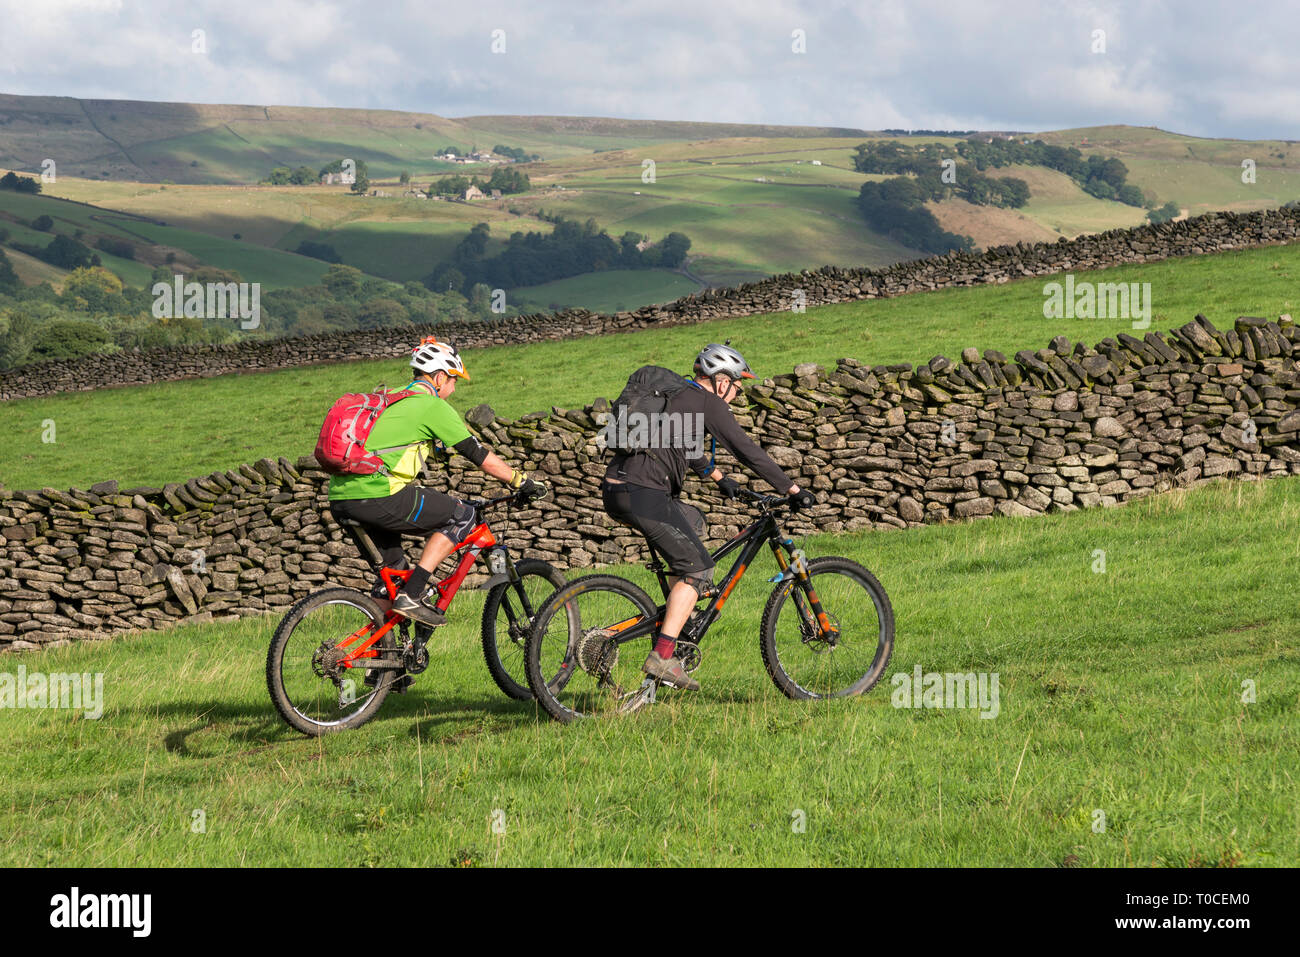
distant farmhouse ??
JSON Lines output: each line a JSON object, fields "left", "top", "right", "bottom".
{"left": 320, "top": 170, "right": 355, "bottom": 185}
{"left": 440, "top": 150, "right": 507, "bottom": 165}
{"left": 461, "top": 185, "right": 486, "bottom": 201}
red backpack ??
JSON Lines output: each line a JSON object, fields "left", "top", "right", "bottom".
{"left": 314, "top": 386, "right": 420, "bottom": 476}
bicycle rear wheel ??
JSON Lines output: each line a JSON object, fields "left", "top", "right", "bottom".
{"left": 267, "top": 588, "right": 402, "bottom": 736}
{"left": 524, "top": 574, "right": 661, "bottom": 722}
{"left": 759, "top": 556, "right": 894, "bottom": 700}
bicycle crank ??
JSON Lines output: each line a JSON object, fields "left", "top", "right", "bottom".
{"left": 676, "top": 640, "right": 702, "bottom": 674}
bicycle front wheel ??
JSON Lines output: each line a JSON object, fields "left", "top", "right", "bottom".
{"left": 524, "top": 574, "right": 660, "bottom": 722}
{"left": 759, "top": 556, "right": 894, "bottom": 700}
{"left": 266, "top": 588, "right": 402, "bottom": 736}
{"left": 481, "top": 558, "right": 567, "bottom": 701}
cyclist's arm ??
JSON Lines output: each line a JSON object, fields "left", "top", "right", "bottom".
{"left": 703, "top": 397, "right": 797, "bottom": 495}
{"left": 426, "top": 403, "right": 521, "bottom": 484}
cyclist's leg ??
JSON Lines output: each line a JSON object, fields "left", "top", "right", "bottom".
{"left": 333, "top": 487, "right": 470, "bottom": 602}
{"left": 602, "top": 483, "right": 712, "bottom": 652}
{"left": 330, "top": 499, "right": 407, "bottom": 598}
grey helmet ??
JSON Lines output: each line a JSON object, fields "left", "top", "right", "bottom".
{"left": 694, "top": 341, "right": 755, "bottom": 381}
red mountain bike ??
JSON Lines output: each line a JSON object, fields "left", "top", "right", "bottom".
{"left": 267, "top": 486, "right": 560, "bottom": 736}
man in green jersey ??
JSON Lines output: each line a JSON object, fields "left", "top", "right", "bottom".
{"left": 329, "top": 336, "right": 544, "bottom": 626}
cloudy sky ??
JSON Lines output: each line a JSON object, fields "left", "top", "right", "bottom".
{"left": 1, "top": 0, "right": 1297, "bottom": 138}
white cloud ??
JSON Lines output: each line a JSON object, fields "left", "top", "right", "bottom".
{"left": 0, "top": 0, "right": 1296, "bottom": 137}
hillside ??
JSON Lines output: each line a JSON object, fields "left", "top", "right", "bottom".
{"left": 4, "top": 94, "right": 1299, "bottom": 312}
{"left": 0, "top": 94, "right": 874, "bottom": 186}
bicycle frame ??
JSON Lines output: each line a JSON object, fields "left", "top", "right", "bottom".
{"left": 332, "top": 520, "right": 498, "bottom": 671}
{"left": 606, "top": 506, "right": 835, "bottom": 648}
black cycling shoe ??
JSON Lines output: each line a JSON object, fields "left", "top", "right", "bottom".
{"left": 392, "top": 592, "right": 447, "bottom": 628}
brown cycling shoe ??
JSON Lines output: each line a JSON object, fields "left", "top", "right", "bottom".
{"left": 392, "top": 592, "right": 447, "bottom": 628}
{"left": 643, "top": 651, "right": 701, "bottom": 692}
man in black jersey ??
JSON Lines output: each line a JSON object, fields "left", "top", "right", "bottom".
{"left": 603, "top": 343, "right": 815, "bottom": 691}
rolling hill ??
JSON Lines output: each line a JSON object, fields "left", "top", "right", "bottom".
{"left": 4, "top": 95, "right": 1300, "bottom": 312}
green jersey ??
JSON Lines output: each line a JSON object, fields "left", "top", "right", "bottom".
{"left": 328, "top": 386, "right": 471, "bottom": 501}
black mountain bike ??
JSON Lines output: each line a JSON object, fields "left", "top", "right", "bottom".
{"left": 523, "top": 489, "right": 894, "bottom": 721}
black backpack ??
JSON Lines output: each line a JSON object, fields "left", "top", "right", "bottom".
{"left": 605, "top": 365, "right": 691, "bottom": 454}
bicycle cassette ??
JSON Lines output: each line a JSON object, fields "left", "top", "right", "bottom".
{"left": 575, "top": 627, "right": 619, "bottom": 677}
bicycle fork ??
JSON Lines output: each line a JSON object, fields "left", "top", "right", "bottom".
{"left": 769, "top": 538, "right": 837, "bottom": 644}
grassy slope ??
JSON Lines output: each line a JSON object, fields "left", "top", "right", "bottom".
{"left": 508, "top": 268, "right": 701, "bottom": 313}
{"left": 0, "top": 188, "right": 335, "bottom": 289}
{"left": 3, "top": 247, "right": 69, "bottom": 290}
{"left": 1039, "top": 126, "right": 1300, "bottom": 212}
{"left": 3, "top": 241, "right": 1298, "bottom": 493}
{"left": 18, "top": 122, "right": 1300, "bottom": 310}
{"left": 1, "top": 476, "right": 1294, "bottom": 866}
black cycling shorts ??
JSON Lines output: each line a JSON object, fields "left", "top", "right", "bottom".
{"left": 602, "top": 480, "right": 713, "bottom": 579}
{"left": 331, "top": 485, "right": 473, "bottom": 572}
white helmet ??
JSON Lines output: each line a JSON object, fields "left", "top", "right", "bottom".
{"left": 411, "top": 335, "right": 470, "bottom": 381}
{"left": 695, "top": 341, "right": 754, "bottom": 381}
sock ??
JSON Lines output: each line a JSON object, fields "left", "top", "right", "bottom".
{"left": 402, "top": 566, "right": 431, "bottom": 600}
{"left": 654, "top": 632, "right": 676, "bottom": 659}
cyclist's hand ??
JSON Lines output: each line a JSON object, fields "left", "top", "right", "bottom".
{"left": 716, "top": 476, "right": 742, "bottom": 500}
{"left": 789, "top": 488, "right": 816, "bottom": 511}
{"left": 518, "top": 478, "right": 549, "bottom": 502}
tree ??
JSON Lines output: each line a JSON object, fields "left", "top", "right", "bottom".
{"left": 0, "top": 249, "right": 19, "bottom": 295}
{"left": 41, "top": 234, "right": 95, "bottom": 269}
{"left": 27, "top": 319, "right": 113, "bottom": 362}
{"left": 357, "top": 297, "right": 407, "bottom": 329}
{"left": 61, "top": 267, "right": 125, "bottom": 313}
{"left": 31, "top": 214, "right": 54, "bottom": 231}
{"left": 653, "top": 232, "right": 692, "bottom": 268}
{"left": 1147, "top": 201, "right": 1181, "bottom": 225}
{"left": 1116, "top": 183, "right": 1146, "bottom": 207}
{"left": 432, "top": 174, "right": 471, "bottom": 196}
{"left": 0, "top": 171, "right": 40, "bottom": 193}
{"left": 296, "top": 241, "right": 343, "bottom": 263}
{"left": 399, "top": 171, "right": 411, "bottom": 185}
{"left": 350, "top": 174, "right": 370, "bottom": 195}
{"left": 322, "top": 264, "right": 364, "bottom": 298}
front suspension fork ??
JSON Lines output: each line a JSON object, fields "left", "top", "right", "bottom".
{"left": 769, "top": 539, "right": 835, "bottom": 640}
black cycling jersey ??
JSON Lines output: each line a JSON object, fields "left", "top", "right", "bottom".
{"left": 604, "top": 382, "right": 794, "bottom": 496}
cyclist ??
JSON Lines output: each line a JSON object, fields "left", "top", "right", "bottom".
{"left": 329, "top": 336, "right": 544, "bottom": 627}
{"left": 602, "top": 342, "right": 815, "bottom": 691}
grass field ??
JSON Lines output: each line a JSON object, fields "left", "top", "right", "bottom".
{"left": 4, "top": 241, "right": 1296, "bottom": 493}
{"left": 1, "top": 476, "right": 1295, "bottom": 866}
{"left": 508, "top": 268, "right": 702, "bottom": 313}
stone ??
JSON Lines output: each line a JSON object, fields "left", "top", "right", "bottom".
{"left": 1094, "top": 417, "right": 1126, "bottom": 438}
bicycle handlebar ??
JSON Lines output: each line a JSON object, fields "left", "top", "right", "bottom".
{"left": 735, "top": 488, "right": 792, "bottom": 509}
{"left": 466, "top": 486, "right": 549, "bottom": 512}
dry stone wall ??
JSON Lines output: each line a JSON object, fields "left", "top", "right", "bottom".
{"left": 2, "top": 205, "right": 1299, "bottom": 401}
{"left": 2, "top": 313, "right": 1298, "bottom": 652}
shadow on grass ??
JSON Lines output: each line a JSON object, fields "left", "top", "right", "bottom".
{"left": 149, "top": 687, "right": 543, "bottom": 756}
